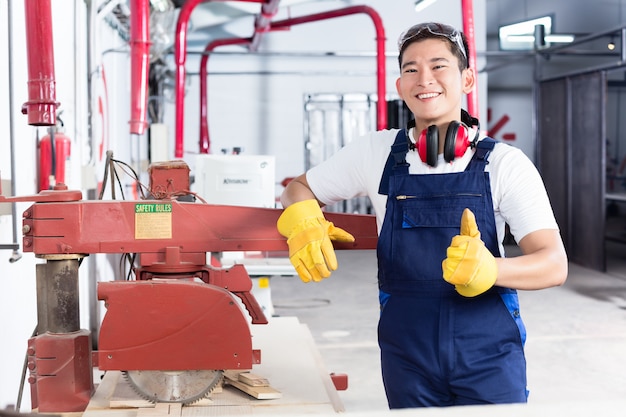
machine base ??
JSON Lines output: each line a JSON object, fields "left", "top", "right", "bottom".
{"left": 28, "top": 330, "right": 94, "bottom": 412}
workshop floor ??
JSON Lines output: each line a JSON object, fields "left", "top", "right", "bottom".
{"left": 269, "top": 240, "right": 626, "bottom": 416}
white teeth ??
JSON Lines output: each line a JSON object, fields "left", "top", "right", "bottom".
{"left": 418, "top": 92, "right": 439, "bottom": 99}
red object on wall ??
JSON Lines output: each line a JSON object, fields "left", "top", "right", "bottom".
{"left": 39, "top": 127, "right": 71, "bottom": 191}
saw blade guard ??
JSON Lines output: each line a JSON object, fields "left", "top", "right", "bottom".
{"left": 98, "top": 280, "right": 258, "bottom": 371}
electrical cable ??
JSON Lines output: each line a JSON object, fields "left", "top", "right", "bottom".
{"left": 125, "top": 253, "right": 137, "bottom": 280}
{"left": 109, "top": 153, "right": 116, "bottom": 200}
{"left": 98, "top": 151, "right": 113, "bottom": 200}
{"left": 111, "top": 163, "right": 125, "bottom": 200}
{"left": 98, "top": 153, "right": 151, "bottom": 280}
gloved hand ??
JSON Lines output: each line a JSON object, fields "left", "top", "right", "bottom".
{"left": 277, "top": 199, "right": 355, "bottom": 283}
{"left": 442, "top": 208, "right": 498, "bottom": 297}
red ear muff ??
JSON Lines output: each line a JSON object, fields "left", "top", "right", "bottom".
{"left": 417, "top": 125, "right": 439, "bottom": 167}
{"left": 416, "top": 121, "right": 471, "bottom": 167}
{"left": 443, "top": 121, "right": 470, "bottom": 163}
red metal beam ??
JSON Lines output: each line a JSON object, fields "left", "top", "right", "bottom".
{"left": 21, "top": 200, "right": 378, "bottom": 256}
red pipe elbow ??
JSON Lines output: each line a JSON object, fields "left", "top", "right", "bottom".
{"left": 199, "top": 37, "right": 251, "bottom": 154}
{"left": 270, "top": 6, "right": 387, "bottom": 130}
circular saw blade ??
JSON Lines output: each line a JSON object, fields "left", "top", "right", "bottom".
{"left": 124, "top": 370, "right": 223, "bottom": 405}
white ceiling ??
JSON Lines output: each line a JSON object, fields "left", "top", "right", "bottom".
{"left": 182, "top": 0, "right": 354, "bottom": 48}
{"left": 162, "top": 0, "right": 626, "bottom": 86}
{"left": 176, "top": 0, "right": 626, "bottom": 48}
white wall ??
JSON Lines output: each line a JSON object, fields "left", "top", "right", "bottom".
{"left": 487, "top": 90, "right": 535, "bottom": 162}
{"left": 0, "top": 0, "right": 488, "bottom": 410}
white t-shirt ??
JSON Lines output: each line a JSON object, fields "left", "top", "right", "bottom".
{"left": 306, "top": 128, "right": 559, "bottom": 256}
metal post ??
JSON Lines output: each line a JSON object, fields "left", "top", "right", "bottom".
{"left": 36, "top": 257, "right": 82, "bottom": 333}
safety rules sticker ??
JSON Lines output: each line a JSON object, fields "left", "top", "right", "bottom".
{"left": 134, "top": 203, "right": 173, "bottom": 239}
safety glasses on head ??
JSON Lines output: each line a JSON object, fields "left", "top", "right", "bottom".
{"left": 398, "top": 22, "right": 467, "bottom": 61}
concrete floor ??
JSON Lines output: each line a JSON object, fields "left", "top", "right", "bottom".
{"left": 268, "top": 241, "right": 626, "bottom": 415}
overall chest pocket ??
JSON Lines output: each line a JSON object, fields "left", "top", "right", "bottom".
{"left": 398, "top": 194, "right": 484, "bottom": 230}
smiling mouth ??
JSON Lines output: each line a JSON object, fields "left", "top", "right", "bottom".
{"left": 417, "top": 92, "right": 440, "bottom": 99}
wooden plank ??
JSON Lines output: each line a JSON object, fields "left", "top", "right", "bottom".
{"left": 109, "top": 377, "right": 153, "bottom": 409}
{"left": 238, "top": 372, "right": 270, "bottom": 387}
{"left": 223, "top": 377, "right": 282, "bottom": 400}
{"left": 224, "top": 371, "right": 282, "bottom": 400}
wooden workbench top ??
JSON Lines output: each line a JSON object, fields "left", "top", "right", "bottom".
{"left": 83, "top": 316, "right": 343, "bottom": 416}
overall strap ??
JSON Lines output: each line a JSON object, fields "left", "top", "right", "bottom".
{"left": 465, "top": 137, "right": 497, "bottom": 172}
{"left": 378, "top": 129, "right": 410, "bottom": 196}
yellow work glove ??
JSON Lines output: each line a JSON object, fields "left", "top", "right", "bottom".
{"left": 442, "top": 208, "right": 498, "bottom": 297}
{"left": 277, "top": 199, "right": 355, "bottom": 283}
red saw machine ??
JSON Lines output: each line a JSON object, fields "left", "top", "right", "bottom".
{"left": 0, "top": 160, "right": 378, "bottom": 412}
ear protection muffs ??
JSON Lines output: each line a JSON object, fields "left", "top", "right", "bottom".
{"left": 416, "top": 120, "right": 471, "bottom": 167}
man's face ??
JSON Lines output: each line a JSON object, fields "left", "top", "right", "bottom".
{"left": 395, "top": 38, "right": 474, "bottom": 128}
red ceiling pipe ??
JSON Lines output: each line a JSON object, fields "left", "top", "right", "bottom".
{"left": 129, "top": 0, "right": 151, "bottom": 135}
{"left": 179, "top": 2, "right": 387, "bottom": 157}
{"left": 250, "top": 0, "right": 281, "bottom": 51}
{"left": 199, "top": 37, "right": 251, "bottom": 154}
{"left": 22, "top": 0, "right": 58, "bottom": 126}
{"left": 461, "top": 0, "right": 479, "bottom": 120}
{"left": 199, "top": 0, "right": 277, "bottom": 154}
{"left": 269, "top": 6, "right": 387, "bottom": 130}
{"left": 175, "top": 0, "right": 265, "bottom": 158}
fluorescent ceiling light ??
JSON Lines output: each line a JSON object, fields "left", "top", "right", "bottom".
{"left": 507, "top": 34, "right": 575, "bottom": 43}
{"left": 414, "top": 0, "right": 438, "bottom": 12}
{"left": 545, "top": 34, "right": 575, "bottom": 43}
{"left": 500, "top": 16, "right": 553, "bottom": 40}
{"left": 499, "top": 15, "right": 574, "bottom": 50}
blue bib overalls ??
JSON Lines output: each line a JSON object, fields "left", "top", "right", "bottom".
{"left": 376, "top": 130, "right": 528, "bottom": 408}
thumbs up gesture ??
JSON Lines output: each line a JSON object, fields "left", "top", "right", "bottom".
{"left": 442, "top": 208, "right": 498, "bottom": 297}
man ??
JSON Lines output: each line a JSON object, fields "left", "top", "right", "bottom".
{"left": 277, "top": 22, "right": 568, "bottom": 408}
